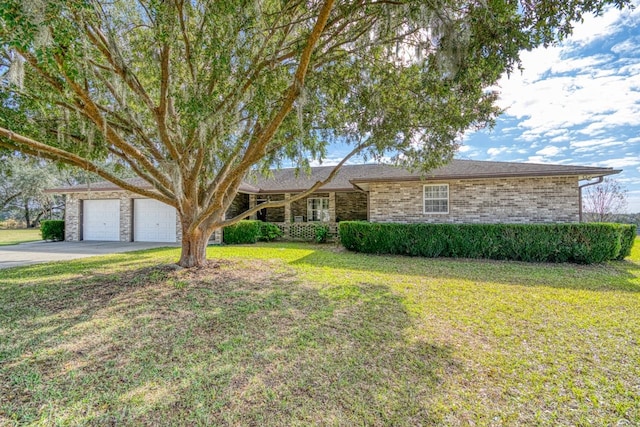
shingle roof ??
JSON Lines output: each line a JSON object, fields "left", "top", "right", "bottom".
{"left": 351, "top": 159, "right": 620, "bottom": 183}
{"left": 48, "top": 160, "right": 620, "bottom": 194}
{"left": 248, "top": 160, "right": 620, "bottom": 192}
{"left": 47, "top": 177, "right": 263, "bottom": 193}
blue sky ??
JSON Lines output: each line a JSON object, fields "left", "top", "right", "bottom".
{"left": 460, "top": 4, "right": 640, "bottom": 212}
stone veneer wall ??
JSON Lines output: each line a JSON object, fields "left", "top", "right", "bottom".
{"left": 278, "top": 191, "right": 367, "bottom": 222}
{"left": 368, "top": 176, "right": 580, "bottom": 224}
{"left": 226, "top": 193, "right": 250, "bottom": 219}
{"left": 64, "top": 194, "right": 81, "bottom": 241}
{"left": 64, "top": 191, "right": 138, "bottom": 242}
{"left": 336, "top": 191, "right": 368, "bottom": 221}
{"left": 261, "top": 194, "right": 285, "bottom": 222}
{"left": 64, "top": 191, "right": 222, "bottom": 243}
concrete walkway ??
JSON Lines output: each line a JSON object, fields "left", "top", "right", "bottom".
{"left": 0, "top": 241, "right": 179, "bottom": 269}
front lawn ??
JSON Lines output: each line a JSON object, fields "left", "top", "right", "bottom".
{"left": 0, "top": 228, "right": 41, "bottom": 246}
{"left": 1, "top": 239, "right": 639, "bottom": 425}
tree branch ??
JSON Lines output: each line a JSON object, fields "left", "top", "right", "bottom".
{"left": 1, "top": 191, "right": 22, "bottom": 211}
{"left": 50, "top": 54, "right": 174, "bottom": 193}
{"left": 213, "top": 0, "right": 337, "bottom": 207}
{"left": 91, "top": 67, "right": 166, "bottom": 163}
{"left": 175, "top": 0, "right": 197, "bottom": 82}
{"left": 83, "top": 22, "right": 182, "bottom": 163}
{"left": 0, "top": 127, "right": 176, "bottom": 206}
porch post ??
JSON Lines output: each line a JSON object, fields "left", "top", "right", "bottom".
{"left": 284, "top": 193, "right": 291, "bottom": 222}
{"left": 249, "top": 194, "right": 257, "bottom": 220}
{"left": 329, "top": 192, "right": 336, "bottom": 222}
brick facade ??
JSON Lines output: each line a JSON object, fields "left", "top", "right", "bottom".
{"left": 368, "top": 176, "right": 580, "bottom": 224}
{"left": 64, "top": 176, "right": 580, "bottom": 243}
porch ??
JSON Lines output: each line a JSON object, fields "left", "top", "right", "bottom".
{"left": 226, "top": 190, "right": 367, "bottom": 240}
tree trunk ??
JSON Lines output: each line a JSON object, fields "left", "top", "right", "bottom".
{"left": 32, "top": 210, "right": 45, "bottom": 227}
{"left": 24, "top": 202, "right": 31, "bottom": 228}
{"left": 178, "top": 226, "right": 211, "bottom": 268}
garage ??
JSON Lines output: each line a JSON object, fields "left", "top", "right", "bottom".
{"left": 134, "top": 199, "right": 177, "bottom": 242}
{"left": 83, "top": 199, "right": 121, "bottom": 241}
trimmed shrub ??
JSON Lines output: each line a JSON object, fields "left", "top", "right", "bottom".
{"left": 314, "top": 224, "right": 330, "bottom": 243}
{"left": 616, "top": 223, "right": 637, "bottom": 260}
{"left": 40, "top": 220, "right": 65, "bottom": 241}
{"left": 339, "top": 221, "right": 635, "bottom": 264}
{"left": 259, "top": 222, "right": 284, "bottom": 242}
{"left": 223, "top": 220, "right": 262, "bottom": 244}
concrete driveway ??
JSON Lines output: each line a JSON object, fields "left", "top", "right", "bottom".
{"left": 0, "top": 241, "right": 179, "bottom": 269}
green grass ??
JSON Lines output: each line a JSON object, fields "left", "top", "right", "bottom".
{"left": 1, "top": 238, "right": 639, "bottom": 425}
{"left": 0, "top": 229, "right": 41, "bottom": 246}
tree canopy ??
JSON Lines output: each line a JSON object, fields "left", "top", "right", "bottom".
{"left": 0, "top": 156, "right": 62, "bottom": 226}
{"left": 0, "top": 0, "right": 630, "bottom": 266}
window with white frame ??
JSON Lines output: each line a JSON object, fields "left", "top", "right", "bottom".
{"left": 307, "top": 198, "right": 330, "bottom": 222}
{"left": 423, "top": 184, "right": 449, "bottom": 214}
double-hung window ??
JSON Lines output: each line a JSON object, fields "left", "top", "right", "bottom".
{"left": 423, "top": 184, "right": 449, "bottom": 214}
{"left": 307, "top": 198, "right": 330, "bottom": 222}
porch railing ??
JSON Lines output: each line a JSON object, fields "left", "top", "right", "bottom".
{"left": 274, "top": 222, "right": 338, "bottom": 241}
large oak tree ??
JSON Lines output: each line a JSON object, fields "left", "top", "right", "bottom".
{"left": 0, "top": 0, "right": 629, "bottom": 266}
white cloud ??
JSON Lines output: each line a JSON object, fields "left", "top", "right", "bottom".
{"left": 550, "top": 54, "right": 614, "bottom": 74}
{"left": 596, "top": 157, "right": 640, "bottom": 168}
{"left": 550, "top": 135, "right": 571, "bottom": 143}
{"left": 487, "top": 146, "right": 509, "bottom": 157}
{"left": 526, "top": 156, "right": 547, "bottom": 164}
{"left": 457, "top": 145, "right": 475, "bottom": 153}
{"left": 617, "top": 177, "right": 640, "bottom": 185}
{"left": 461, "top": 4, "right": 640, "bottom": 211}
{"left": 536, "top": 145, "right": 564, "bottom": 156}
{"left": 554, "top": 158, "right": 575, "bottom": 164}
{"left": 611, "top": 37, "right": 640, "bottom": 54}
{"left": 516, "top": 130, "right": 541, "bottom": 143}
{"left": 496, "top": 6, "right": 640, "bottom": 143}
{"left": 544, "top": 128, "right": 568, "bottom": 138}
{"left": 499, "top": 72, "right": 640, "bottom": 138}
{"left": 568, "top": 5, "right": 640, "bottom": 46}
{"left": 569, "top": 137, "right": 623, "bottom": 150}
{"left": 501, "top": 126, "right": 519, "bottom": 133}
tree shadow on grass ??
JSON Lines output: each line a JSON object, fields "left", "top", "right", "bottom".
{"left": 0, "top": 248, "right": 179, "bottom": 282}
{"left": 0, "top": 258, "right": 454, "bottom": 425}
{"left": 286, "top": 246, "right": 640, "bottom": 293}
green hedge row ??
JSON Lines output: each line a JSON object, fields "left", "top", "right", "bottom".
{"left": 40, "top": 220, "right": 65, "bottom": 241}
{"left": 339, "top": 221, "right": 637, "bottom": 264}
{"left": 223, "top": 220, "right": 283, "bottom": 244}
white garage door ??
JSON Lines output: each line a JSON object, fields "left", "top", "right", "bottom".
{"left": 134, "top": 199, "right": 177, "bottom": 242}
{"left": 83, "top": 199, "right": 120, "bottom": 241}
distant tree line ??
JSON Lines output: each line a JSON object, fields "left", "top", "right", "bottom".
{"left": 0, "top": 155, "right": 134, "bottom": 228}
{"left": 597, "top": 213, "right": 640, "bottom": 229}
